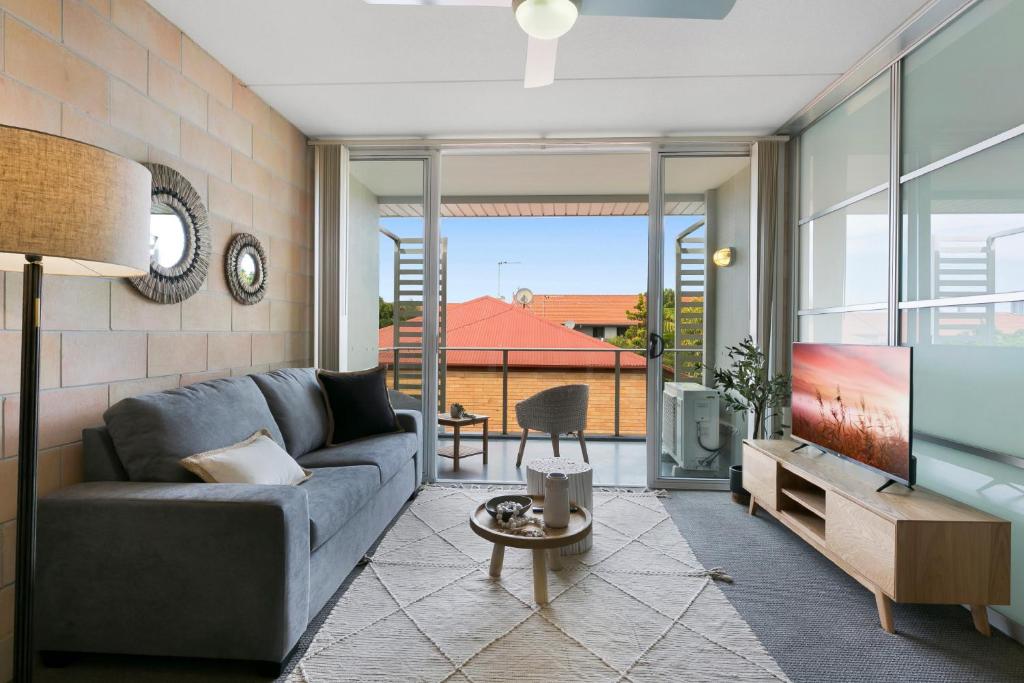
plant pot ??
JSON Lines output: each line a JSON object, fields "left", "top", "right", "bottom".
{"left": 729, "top": 465, "right": 749, "bottom": 505}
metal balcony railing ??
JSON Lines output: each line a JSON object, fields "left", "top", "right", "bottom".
{"left": 381, "top": 345, "right": 704, "bottom": 438}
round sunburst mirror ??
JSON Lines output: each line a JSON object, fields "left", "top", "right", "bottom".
{"left": 130, "top": 163, "right": 210, "bottom": 304}
{"left": 226, "top": 233, "right": 268, "bottom": 305}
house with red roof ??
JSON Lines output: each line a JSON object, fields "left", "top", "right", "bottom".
{"left": 378, "top": 296, "right": 647, "bottom": 436}
{"left": 525, "top": 294, "right": 639, "bottom": 340}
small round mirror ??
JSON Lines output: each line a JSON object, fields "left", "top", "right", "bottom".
{"left": 149, "top": 202, "right": 188, "bottom": 269}
{"left": 237, "top": 251, "right": 259, "bottom": 287}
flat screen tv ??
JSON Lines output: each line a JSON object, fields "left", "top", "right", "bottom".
{"left": 791, "top": 343, "right": 913, "bottom": 488}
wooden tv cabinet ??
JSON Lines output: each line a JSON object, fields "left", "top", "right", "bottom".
{"left": 743, "top": 439, "right": 1010, "bottom": 635}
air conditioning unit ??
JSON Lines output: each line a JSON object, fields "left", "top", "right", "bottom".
{"left": 662, "top": 382, "right": 720, "bottom": 471}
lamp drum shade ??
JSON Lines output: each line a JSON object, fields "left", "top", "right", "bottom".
{"left": 0, "top": 125, "right": 151, "bottom": 276}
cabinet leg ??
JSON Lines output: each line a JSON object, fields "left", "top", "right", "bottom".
{"left": 489, "top": 543, "right": 505, "bottom": 578}
{"left": 875, "top": 590, "right": 895, "bottom": 634}
{"left": 532, "top": 549, "right": 549, "bottom": 605}
{"left": 748, "top": 497, "right": 758, "bottom": 516}
{"left": 970, "top": 605, "right": 991, "bottom": 636}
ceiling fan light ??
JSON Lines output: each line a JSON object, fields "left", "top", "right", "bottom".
{"left": 515, "top": 0, "right": 579, "bottom": 40}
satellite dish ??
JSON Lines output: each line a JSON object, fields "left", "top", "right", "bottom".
{"left": 563, "top": 320, "right": 576, "bottom": 329}
{"left": 513, "top": 287, "right": 534, "bottom": 307}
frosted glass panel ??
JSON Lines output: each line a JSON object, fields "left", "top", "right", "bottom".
{"left": 799, "top": 191, "right": 888, "bottom": 310}
{"left": 902, "top": 0, "right": 1024, "bottom": 173}
{"left": 798, "top": 311, "right": 887, "bottom": 345}
{"left": 901, "top": 133, "right": 1024, "bottom": 302}
{"left": 799, "top": 74, "right": 889, "bottom": 219}
{"left": 903, "top": 303, "right": 1024, "bottom": 457}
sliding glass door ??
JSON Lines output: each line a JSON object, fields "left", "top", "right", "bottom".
{"left": 646, "top": 148, "right": 752, "bottom": 489}
{"left": 347, "top": 153, "right": 440, "bottom": 482}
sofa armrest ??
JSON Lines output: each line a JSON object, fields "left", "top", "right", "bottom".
{"left": 395, "top": 409, "right": 423, "bottom": 486}
{"left": 37, "top": 482, "right": 310, "bottom": 663}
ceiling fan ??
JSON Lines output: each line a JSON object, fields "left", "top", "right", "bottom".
{"left": 364, "top": 0, "right": 737, "bottom": 88}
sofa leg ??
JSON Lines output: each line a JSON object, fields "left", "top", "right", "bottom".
{"left": 515, "top": 428, "right": 529, "bottom": 467}
{"left": 40, "top": 650, "right": 75, "bottom": 668}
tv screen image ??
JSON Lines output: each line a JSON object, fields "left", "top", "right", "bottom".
{"left": 791, "top": 343, "right": 912, "bottom": 483}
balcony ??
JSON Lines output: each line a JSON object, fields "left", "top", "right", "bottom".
{"left": 382, "top": 344, "right": 703, "bottom": 485}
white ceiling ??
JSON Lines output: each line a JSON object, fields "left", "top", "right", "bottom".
{"left": 149, "top": 0, "right": 928, "bottom": 139}
{"left": 350, "top": 153, "right": 749, "bottom": 197}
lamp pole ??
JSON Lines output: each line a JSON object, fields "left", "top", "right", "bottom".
{"left": 497, "top": 260, "right": 521, "bottom": 300}
{"left": 14, "top": 255, "right": 42, "bottom": 682}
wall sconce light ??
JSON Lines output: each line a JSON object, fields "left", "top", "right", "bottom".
{"left": 712, "top": 247, "right": 735, "bottom": 267}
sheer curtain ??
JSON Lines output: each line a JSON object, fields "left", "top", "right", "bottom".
{"left": 313, "top": 144, "right": 349, "bottom": 371}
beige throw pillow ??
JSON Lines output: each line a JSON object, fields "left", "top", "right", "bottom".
{"left": 181, "top": 429, "right": 312, "bottom": 485}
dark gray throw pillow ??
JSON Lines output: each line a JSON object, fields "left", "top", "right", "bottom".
{"left": 104, "top": 376, "right": 286, "bottom": 482}
{"left": 317, "top": 366, "right": 403, "bottom": 445}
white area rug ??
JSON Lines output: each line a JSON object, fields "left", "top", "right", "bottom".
{"left": 288, "top": 487, "right": 789, "bottom": 682}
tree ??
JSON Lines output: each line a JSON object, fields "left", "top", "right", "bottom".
{"left": 378, "top": 298, "right": 393, "bottom": 328}
{"left": 611, "top": 290, "right": 704, "bottom": 376}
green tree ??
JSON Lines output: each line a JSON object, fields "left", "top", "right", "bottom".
{"left": 611, "top": 290, "right": 703, "bottom": 376}
{"left": 378, "top": 298, "right": 393, "bottom": 328}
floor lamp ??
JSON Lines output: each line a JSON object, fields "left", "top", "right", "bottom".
{"left": 0, "top": 125, "right": 152, "bottom": 682}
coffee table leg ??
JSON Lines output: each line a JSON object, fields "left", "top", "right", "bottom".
{"left": 489, "top": 543, "right": 505, "bottom": 578}
{"left": 547, "top": 548, "right": 563, "bottom": 571}
{"left": 482, "top": 419, "right": 489, "bottom": 464}
{"left": 532, "top": 549, "right": 549, "bottom": 605}
{"left": 453, "top": 426, "right": 460, "bottom": 472}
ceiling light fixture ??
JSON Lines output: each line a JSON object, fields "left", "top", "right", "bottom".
{"left": 513, "top": 0, "right": 579, "bottom": 40}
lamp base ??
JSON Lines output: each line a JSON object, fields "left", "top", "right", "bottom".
{"left": 14, "top": 255, "right": 43, "bottom": 683}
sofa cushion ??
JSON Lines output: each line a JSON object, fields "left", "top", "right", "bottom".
{"left": 298, "top": 431, "right": 419, "bottom": 484}
{"left": 251, "top": 368, "right": 329, "bottom": 457}
{"left": 104, "top": 376, "right": 286, "bottom": 482}
{"left": 301, "top": 465, "right": 380, "bottom": 550}
{"left": 181, "top": 430, "right": 312, "bottom": 485}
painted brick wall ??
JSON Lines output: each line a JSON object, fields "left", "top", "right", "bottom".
{"left": 439, "top": 368, "right": 648, "bottom": 437}
{"left": 0, "top": 2, "right": 313, "bottom": 677}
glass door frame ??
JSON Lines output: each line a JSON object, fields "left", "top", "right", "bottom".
{"left": 348, "top": 148, "right": 442, "bottom": 484}
{"left": 646, "top": 143, "right": 754, "bottom": 490}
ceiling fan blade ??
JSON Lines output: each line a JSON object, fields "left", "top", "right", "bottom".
{"left": 363, "top": 1, "right": 510, "bottom": 7}
{"left": 579, "top": 0, "right": 736, "bottom": 20}
{"left": 524, "top": 36, "right": 557, "bottom": 88}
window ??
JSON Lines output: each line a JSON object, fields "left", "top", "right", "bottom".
{"left": 799, "top": 73, "right": 890, "bottom": 219}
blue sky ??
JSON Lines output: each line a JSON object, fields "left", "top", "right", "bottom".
{"left": 380, "top": 215, "right": 704, "bottom": 303}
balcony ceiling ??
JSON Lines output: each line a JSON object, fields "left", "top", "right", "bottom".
{"left": 149, "top": 0, "right": 928, "bottom": 139}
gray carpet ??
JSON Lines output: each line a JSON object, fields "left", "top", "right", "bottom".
{"left": 37, "top": 490, "right": 1024, "bottom": 682}
{"left": 662, "top": 491, "right": 1024, "bottom": 683}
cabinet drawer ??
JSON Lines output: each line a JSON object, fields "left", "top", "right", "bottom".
{"left": 742, "top": 446, "right": 777, "bottom": 509}
{"left": 826, "top": 492, "right": 895, "bottom": 594}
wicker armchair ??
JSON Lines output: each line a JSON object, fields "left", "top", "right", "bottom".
{"left": 514, "top": 384, "right": 589, "bottom": 467}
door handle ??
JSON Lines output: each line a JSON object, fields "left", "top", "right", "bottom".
{"left": 648, "top": 332, "right": 665, "bottom": 359}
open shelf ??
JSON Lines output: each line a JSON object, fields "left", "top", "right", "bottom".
{"left": 779, "top": 507, "right": 826, "bottom": 545}
{"left": 781, "top": 487, "right": 826, "bottom": 518}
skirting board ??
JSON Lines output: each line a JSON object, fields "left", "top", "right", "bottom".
{"left": 967, "top": 605, "right": 1024, "bottom": 644}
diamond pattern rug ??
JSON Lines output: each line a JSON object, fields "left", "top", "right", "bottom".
{"left": 287, "top": 487, "right": 789, "bottom": 682}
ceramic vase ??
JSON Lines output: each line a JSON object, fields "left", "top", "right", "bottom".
{"left": 543, "top": 472, "right": 570, "bottom": 528}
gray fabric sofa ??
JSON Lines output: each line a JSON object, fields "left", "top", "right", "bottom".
{"left": 35, "top": 368, "right": 421, "bottom": 673}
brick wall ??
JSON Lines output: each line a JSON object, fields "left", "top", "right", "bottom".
{"left": 440, "top": 367, "right": 648, "bottom": 437}
{"left": 0, "top": 2, "right": 313, "bottom": 677}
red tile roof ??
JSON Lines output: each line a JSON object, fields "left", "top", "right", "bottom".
{"left": 379, "top": 296, "right": 646, "bottom": 370}
{"left": 526, "top": 294, "right": 639, "bottom": 327}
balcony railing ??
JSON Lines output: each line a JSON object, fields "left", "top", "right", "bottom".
{"left": 381, "top": 345, "right": 704, "bottom": 438}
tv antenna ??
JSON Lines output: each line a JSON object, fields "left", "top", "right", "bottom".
{"left": 497, "top": 260, "right": 521, "bottom": 300}
{"left": 512, "top": 287, "right": 534, "bottom": 308}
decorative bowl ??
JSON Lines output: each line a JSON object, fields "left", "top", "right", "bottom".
{"left": 484, "top": 495, "right": 532, "bottom": 520}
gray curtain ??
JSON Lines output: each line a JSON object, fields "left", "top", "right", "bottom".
{"left": 314, "top": 145, "right": 347, "bottom": 371}
{"left": 752, "top": 139, "right": 792, "bottom": 434}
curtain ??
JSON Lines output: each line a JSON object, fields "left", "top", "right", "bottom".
{"left": 751, "top": 139, "right": 792, "bottom": 435}
{"left": 314, "top": 144, "right": 348, "bottom": 371}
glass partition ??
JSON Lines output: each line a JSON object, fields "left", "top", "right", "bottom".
{"left": 902, "top": 0, "right": 1024, "bottom": 173}
{"left": 799, "top": 73, "right": 890, "bottom": 219}
{"left": 799, "top": 190, "right": 889, "bottom": 310}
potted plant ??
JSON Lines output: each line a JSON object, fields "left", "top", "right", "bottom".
{"left": 701, "top": 336, "right": 791, "bottom": 503}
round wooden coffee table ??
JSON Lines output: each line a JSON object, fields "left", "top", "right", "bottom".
{"left": 469, "top": 495, "right": 592, "bottom": 605}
